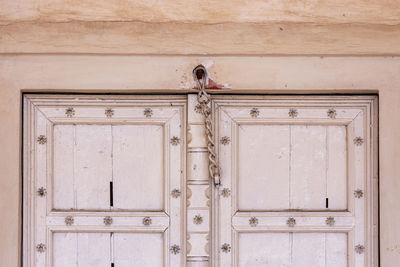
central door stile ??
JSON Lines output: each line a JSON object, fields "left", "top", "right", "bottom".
{"left": 186, "top": 94, "right": 214, "bottom": 266}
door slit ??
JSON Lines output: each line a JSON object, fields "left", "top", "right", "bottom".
{"left": 326, "top": 198, "right": 329, "bottom": 208}
{"left": 110, "top": 181, "right": 114, "bottom": 207}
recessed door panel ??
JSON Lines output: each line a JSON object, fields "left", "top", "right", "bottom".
{"left": 113, "top": 233, "right": 164, "bottom": 267}
{"left": 112, "top": 125, "right": 164, "bottom": 211}
{"left": 237, "top": 124, "right": 347, "bottom": 211}
{"left": 53, "top": 124, "right": 112, "bottom": 210}
{"left": 53, "top": 233, "right": 111, "bottom": 267}
{"left": 238, "top": 233, "right": 347, "bottom": 267}
{"left": 238, "top": 125, "right": 290, "bottom": 210}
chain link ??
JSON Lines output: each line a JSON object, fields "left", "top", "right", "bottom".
{"left": 194, "top": 70, "right": 221, "bottom": 186}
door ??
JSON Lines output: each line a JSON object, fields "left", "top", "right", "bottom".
{"left": 213, "top": 96, "right": 378, "bottom": 267}
{"left": 23, "top": 95, "right": 186, "bottom": 267}
{"left": 24, "top": 94, "right": 377, "bottom": 267}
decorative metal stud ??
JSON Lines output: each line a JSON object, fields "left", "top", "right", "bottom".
{"left": 170, "top": 136, "right": 180, "bottom": 146}
{"left": 65, "top": 216, "right": 74, "bottom": 226}
{"left": 221, "top": 243, "right": 231, "bottom": 253}
{"left": 353, "top": 137, "right": 364, "bottom": 146}
{"left": 103, "top": 216, "right": 113, "bottom": 226}
{"left": 327, "top": 108, "right": 337, "bottom": 119}
{"left": 249, "top": 217, "right": 258, "bottom": 227}
{"left": 171, "top": 188, "right": 181, "bottom": 198}
{"left": 193, "top": 215, "right": 203, "bottom": 225}
{"left": 36, "top": 243, "right": 46, "bottom": 253}
{"left": 144, "top": 108, "right": 153, "bottom": 118}
{"left": 220, "top": 136, "right": 231, "bottom": 145}
{"left": 250, "top": 108, "right": 260, "bottom": 118}
{"left": 355, "top": 244, "right": 365, "bottom": 254}
{"left": 105, "top": 108, "right": 114, "bottom": 118}
{"left": 287, "top": 217, "right": 296, "bottom": 227}
{"left": 194, "top": 104, "right": 203, "bottom": 114}
{"left": 142, "top": 216, "right": 152, "bottom": 226}
{"left": 326, "top": 217, "right": 335, "bottom": 226}
{"left": 37, "top": 135, "right": 47, "bottom": 144}
{"left": 288, "top": 108, "right": 298, "bottom": 118}
{"left": 65, "top": 107, "right": 75, "bottom": 117}
{"left": 220, "top": 188, "right": 231, "bottom": 198}
{"left": 170, "top": 245, "right": 180, "bottom": 254}
{"left": 354, "top": 189, "right": 364, "bottom": 198}
{"left": 37, "top": 187, "right": 47, "bottom": 197}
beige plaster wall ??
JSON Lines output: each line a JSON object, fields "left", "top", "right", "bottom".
{"left": 1, "top": 0, "right": 400, "bottom": 24}
{"left": 1, "top": 0, "right": 400, "bottom": 55}
{"left": 0, "top": 55, "right": 399, "bottom": 266}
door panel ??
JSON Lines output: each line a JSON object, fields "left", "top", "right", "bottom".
{"left": 213, "top": 96, "right": 377, "bottom": 267}
{"left": 238, "top": 125, "right": 290, "bottom": 210}
{"left": 237, "top": 124, "right": 347, "bottom": 211}
{"left": 238, "top": 233, "right": 291, "bottom": 266}
{"left": 53, "top": 233, "right": 110, "bottom": 267}
{"left": 112, "top": 125, "right": 164, "bottom": 211}
{"left": 53, "top": 124, "right": 113, "bottom": 210}
{"left": 113, "top": 233, "right": 164, "bottom": 267}
{"left": 238, "top": 232, "right": 347, "bottom": 267}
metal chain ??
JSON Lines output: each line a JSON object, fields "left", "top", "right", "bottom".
{"left": 194, "top": 69, "right": 221, "bottom": 186}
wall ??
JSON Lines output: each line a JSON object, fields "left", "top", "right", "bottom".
{"left": 1, "top": 1, "right": 400, "bottom": 266}
{"left": 0, "top": 56, "right": 399, "bottom": 266}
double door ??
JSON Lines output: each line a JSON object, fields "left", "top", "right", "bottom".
{"left": 23, "top": 94, "right": 377, "bottom": 266}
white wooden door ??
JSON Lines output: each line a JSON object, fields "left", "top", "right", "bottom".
{"left": 23, "top": 95, "right": 186, "bottom": 267}
{"left": 213, "top": 96, "right": 378, "bottom": 267}
{"left": 24, "top": 94, "right": 377, "bottom": 267}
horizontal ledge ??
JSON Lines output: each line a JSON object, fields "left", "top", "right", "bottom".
{"left": 1, "top": 21, "right": 400, "bottom": 55}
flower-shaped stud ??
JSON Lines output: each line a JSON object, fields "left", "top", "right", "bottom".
{"left": 288, "top": 108, "right": 298, "bottom": 118}
{"left": 193, "top": 215, "right": 203, "bottom": 225}
{"left": 220, "top": 188, "right": 231, "bottom": 198}
{"left": 37, "top": 135, "right": 47, "bottom": 144}
{"left": 37, "top": 187, "right": 47, "bottom": 197}
{"left": 327, "top": 108, "right": 337, "bottom": 119}
{"left": 287, "top": 217, "right": 296, "bottom": 227}
{"left": 103, "top": 216, "right": 113, "bottom": 226}
{"left": 65, "top": 107, "right": 75, "bottom": 117}
{"left": 354, "top": 189, "right": 364, "bottom": 198}
{"left": 194, "top": 104, "right": 203, "bottom": 114}
{"left": 143, "top": 217, "right": 152, "bottom": 226}
{"left": 326, "top": 217, "right": 335, "bottom": 226}
{"left": 36, "top": 243, "right": 46, "bottom": 253}
{"left": 249, "top": 217, "right": 258, "bottom": 227}
{"left": 170, "top": 136, "right": 180, "bottom": 146}
{"left": 355, "top": 244, "right": 365, "bottom": 254}
{"left": 144, "top": 108, "right": 153, "bottom": 118}
{"left": 221, "top": 243, "right": 231, "bottom": 253}
{"left": 171, "top": 188, "right": 181, "bottom": 198}
{"left": 170, "top": 245, "right": 180, "bottom": 254}
{"left": 220, "top": 136, "right": 231, "bottom": 145}
{"left": 65, "top": 216, "right": 74, "bottom": 226}
{"left": 353, "top": 137, "right": 364, "bottom": 146}
{"left": 105, "top": 108, "right": 114, "bottom": 118}
{"left": 250, "top": 108, "right": 260, "bottom": 118}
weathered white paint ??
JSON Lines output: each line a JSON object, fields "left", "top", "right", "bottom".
{"left": 23, "top": 95, "right": 186, "bottom": 267}
{"left": 214, "top": 96, "right": 377, "bottom": 267}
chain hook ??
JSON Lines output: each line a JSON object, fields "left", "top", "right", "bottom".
{"left": 193, "top": 65, "right": 210, "bottom": 104}
{"left": 193, "top": 65, "right": 221, "bottom": 187}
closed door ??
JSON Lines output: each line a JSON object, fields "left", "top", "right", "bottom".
{"left": 212, "top": 96, "right": 378, "bottom": 267}
{"left": 24, "top": 94, "right": 377, "bottom": 267}
{"left": 24, "top": 95, "right": 186, "bottom": 266}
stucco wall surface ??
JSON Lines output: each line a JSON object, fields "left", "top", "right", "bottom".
{"left": 0, "top": 56, "right": 399, "bottom": 266}
{"left": 1, "top": 0, "right": 400, "bottom": 55}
